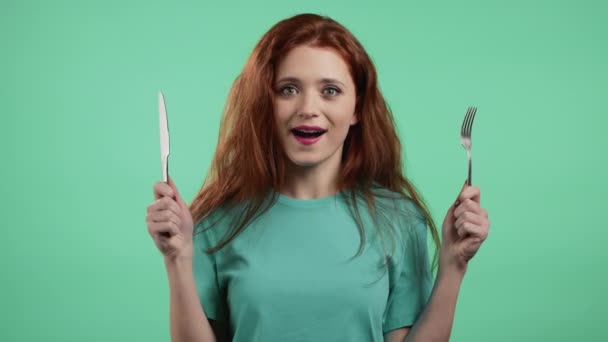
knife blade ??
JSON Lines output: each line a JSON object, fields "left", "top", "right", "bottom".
{"left": 158, "top": 91, "right": 170, "bottom": 183}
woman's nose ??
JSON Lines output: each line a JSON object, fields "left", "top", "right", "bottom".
{"left": 296, "top": 92, "right": 320, "bottom": 118}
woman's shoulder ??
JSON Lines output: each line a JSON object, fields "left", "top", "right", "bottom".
{"left": 363, "top": 185, "right": 428, "bottom": 244}
{"left": 192, "top": 204, "right": 240, "bottom": 247}
{"left": 369, "top": 186, "right": 425, "bottom": 221}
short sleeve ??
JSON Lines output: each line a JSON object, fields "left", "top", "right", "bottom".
{"left": 382, "top": 206, "right": 434, "bottom": 333}
{"left": 192, "top": 223, "right": 228, "bottom": 321}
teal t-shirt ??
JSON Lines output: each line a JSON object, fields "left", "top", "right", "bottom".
{"left": 192, "top": 190, "right": 433, "bottom": 341}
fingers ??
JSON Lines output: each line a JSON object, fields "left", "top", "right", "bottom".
{"left": 153, "top": 181, "right": 175, "bottom": 200}
{"left": 455, "top": 221, "right": 488, "bottom": 241}
{"left": 454, "top": 210, "right": 486, "bottom": 228}
{"left": 454, "top": 198, "right": 488, "bottom": 218}
{"left": 146, "top": 196, "right": 182, "bottom": 234}
{"left": 146, "top": 207, "right": 181, "bottom": 226}
{"left": 453, "top": 204, "right": 490, "bottom": 241}
{"left": 147, "top": 196, "right": 180, "bottom": 215}
{"left": 167, "top": 176, "right": 188, "bottom": 208}
{"left": 147, "top": 220, "right": 179, "bottom": 237}
{"left": 168, "top": 176, "right": 176, "bottom": 189}
{"left": 457, "top": 183, "right": 481, "bottom": 205}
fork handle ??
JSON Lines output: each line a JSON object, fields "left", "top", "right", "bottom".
{"left": 467, "top": 157, "right": 472, "bottom": 186}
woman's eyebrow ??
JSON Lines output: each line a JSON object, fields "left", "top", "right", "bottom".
{"left": 275, "top": 76, "right": 346, "bottom": 88}
{"left": 275, "top": 76, "right": 301, "bottom": 85}
{"left": 319, "top": 78, "right": 346, "bottom": 88}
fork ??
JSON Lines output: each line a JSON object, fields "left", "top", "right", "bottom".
{"left": 460, "top": 106, "right": 477, "bottom": 186}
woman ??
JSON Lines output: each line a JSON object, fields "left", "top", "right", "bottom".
{"left": 146, "top": 13, "right": 490, "bottom": 342}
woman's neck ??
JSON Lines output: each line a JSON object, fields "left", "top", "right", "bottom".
{"left": 280, "top": 158, "right": 341, "bottom": 200}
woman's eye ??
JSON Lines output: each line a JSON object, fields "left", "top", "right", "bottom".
{"left": 279, "top": 86, "right": 298, "bottom": 96}
{"left": 323, "top": 87, "right": 341, "bottom": 96}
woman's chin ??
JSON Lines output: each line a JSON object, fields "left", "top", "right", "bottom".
{"left": 284, "top": 152, "right": 323, "bottom": 168}
{"left": 284, "top": 147, "right": 342, "bottom": 170}
{"left": 288, "top": 158, "right": 321, "bottom": 168}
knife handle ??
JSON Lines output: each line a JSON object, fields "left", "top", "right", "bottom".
{"left": 162, "top": 158, "right": 168, "bottom": 183}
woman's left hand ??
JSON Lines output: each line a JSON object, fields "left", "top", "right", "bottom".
{"left": 440, "top": 181, "right": 491, "bottom": 273}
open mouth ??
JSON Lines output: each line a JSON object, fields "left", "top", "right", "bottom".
{"left": 290, "top": 128, "right": 327, "bottom": 138}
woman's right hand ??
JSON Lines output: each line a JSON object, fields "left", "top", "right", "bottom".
{"left": 146, "top": 176, "right": 194, "bottom": 260}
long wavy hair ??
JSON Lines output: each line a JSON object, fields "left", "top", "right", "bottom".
{"left": 189, "top": 13, "right": 441, "bottom": 269}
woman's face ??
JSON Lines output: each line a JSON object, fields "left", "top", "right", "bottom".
{"left": 273, "top": 45, "right": 358, "bottom": 170}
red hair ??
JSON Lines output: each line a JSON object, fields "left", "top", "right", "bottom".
{"left": 190, "top": 13, "right": 440, "bottom": 267}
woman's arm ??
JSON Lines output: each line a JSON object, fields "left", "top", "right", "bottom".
{"left": 385, "top": 265, "right": 465, "bottom": 342}
{"left": 165, "top": 256, "right": 219, "bottom": 342}
{"left": 386, "top": 183, "right": 489, "bottom": 342}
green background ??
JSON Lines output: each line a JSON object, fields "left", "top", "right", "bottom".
{"left": 2, "top": 0, "right": 606, "bottom": 341}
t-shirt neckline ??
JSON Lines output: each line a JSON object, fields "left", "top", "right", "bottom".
{"left": 276, "top": 191, "right": 345, "bottom": 208}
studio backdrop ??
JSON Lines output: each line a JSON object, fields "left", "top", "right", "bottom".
{"left": 2, "top": 0, "right": 606, "bottom": 341}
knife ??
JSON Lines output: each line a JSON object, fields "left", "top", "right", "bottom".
{"left": 158, "top": 91, "right": 170, "bottom": 183}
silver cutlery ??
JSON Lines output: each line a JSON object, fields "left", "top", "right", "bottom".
{"left": 460, "top": 106, "right": 477, "bottom": 186}
{"left": 159, "top": 91, "right": 170, "bottom": 183}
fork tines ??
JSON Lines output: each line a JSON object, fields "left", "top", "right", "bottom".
{"left": 461, "top": 106, "right": 477, "bottom": 137}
